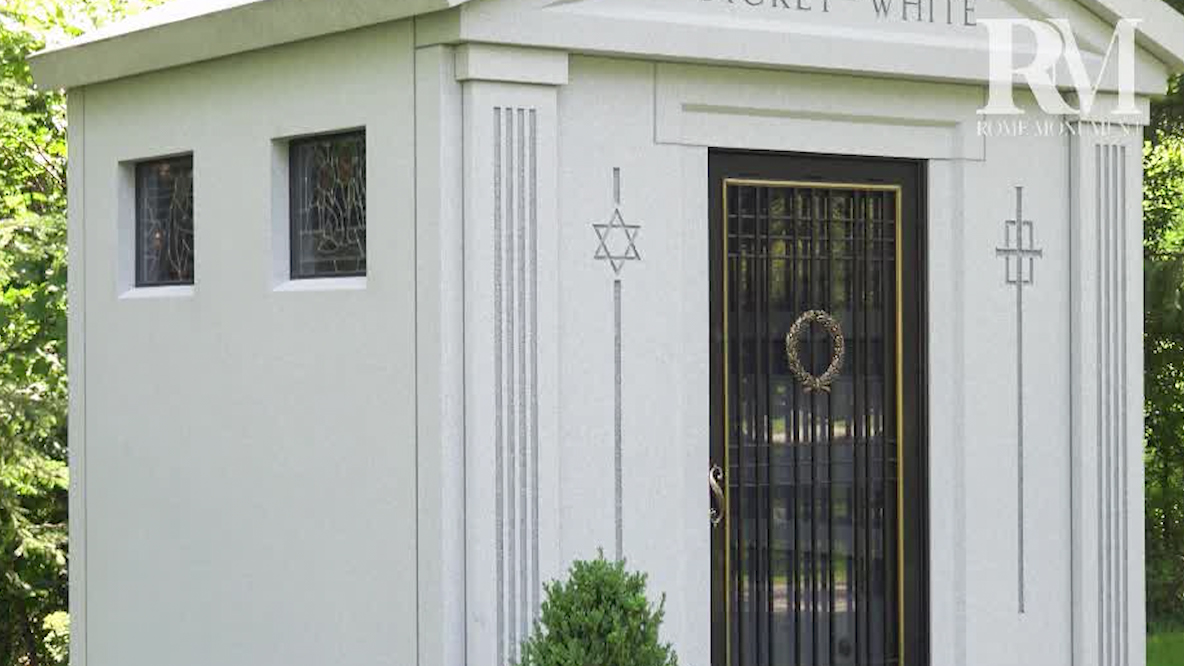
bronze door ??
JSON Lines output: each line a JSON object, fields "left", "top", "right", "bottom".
{"left": 709, "top": 152, "right": 927, "bottom": 666}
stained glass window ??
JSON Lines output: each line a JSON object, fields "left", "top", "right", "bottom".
{"left": 135, "top": 155, "right": 195, "bottom": 287}
{"left": 289, "top": 131, "right": 367, "bottom": 279}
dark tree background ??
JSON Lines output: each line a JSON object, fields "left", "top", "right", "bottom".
{"left": 1150, "top": 0, "right": 1184, "bottom": 141}
{"left": 1145, "top": 0, "right": 1184, "bottom": 633}
{"left": 0, "top": 3, "right": 162, "bottom": 665}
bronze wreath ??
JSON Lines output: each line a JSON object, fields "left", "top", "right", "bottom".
{"left": 785, "top": 310, "right": 846, "bottom": 394}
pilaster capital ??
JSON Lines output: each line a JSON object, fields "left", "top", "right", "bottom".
{"left": 455, "top": 44, "right": 569, "bottom": 86}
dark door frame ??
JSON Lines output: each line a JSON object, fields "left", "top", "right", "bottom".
{"left": 708, "top": 150, "right": 930, "bottom": 666}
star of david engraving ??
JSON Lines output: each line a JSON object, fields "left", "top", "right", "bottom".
{"left": 592, "top": 168, "right": 641, "bottom": 275}
{"left": 594, "top": 210, "right": 641, "bottom": 275}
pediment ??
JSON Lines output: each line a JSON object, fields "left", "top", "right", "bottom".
{"left": 449, "top": 0, "right": 1176, "bottom": 94}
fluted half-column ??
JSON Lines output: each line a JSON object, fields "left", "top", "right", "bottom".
{"left": 1069, "top": 125, "right": 1146, "bottom": 666}
{"left": 459, "top": 46, "right": 567, "bottom": 666}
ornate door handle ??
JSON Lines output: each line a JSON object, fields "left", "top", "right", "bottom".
{"left": 709, "top": 465, "right": 725, "bottom": 528}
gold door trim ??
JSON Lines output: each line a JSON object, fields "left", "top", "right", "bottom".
{"left": 719, "top": 178, "right": 905, "bottom": 666}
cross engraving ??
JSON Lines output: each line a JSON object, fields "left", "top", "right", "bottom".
{"left": 996, "top": 188, "right": 1043, "bottom": 287}
{"left": 995, "top": 186, "right": 1042, "bottom": 615}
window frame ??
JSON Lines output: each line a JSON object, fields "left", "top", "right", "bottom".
{"left": 287, "top": 129, "right": 368, "bottom": 281}
{"left": 134, "top": 153, "right": 196, "bottom": 288}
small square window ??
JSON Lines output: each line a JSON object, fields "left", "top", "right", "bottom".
{"left": 135, "top": 155, "right": 195, "bottom": 287}
{"left": 289, "top": 131, "right": 367, "bottom": 279}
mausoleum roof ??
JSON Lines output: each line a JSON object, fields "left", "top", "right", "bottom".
{"left": 29, "top": 0, "right": 470, "bottom": 89}
{"left": 27, "top": 0, "right": 1184, "bottom": 91}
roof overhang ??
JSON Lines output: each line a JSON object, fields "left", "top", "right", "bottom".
{"left": 27, "top": 0, "right": 1184, "bottom": 91}
{"left": 29, "top": 0, "right": 470, "bottom": 90}
{"left": 1072, "top": 0, "right": 1184, "bottom": 72}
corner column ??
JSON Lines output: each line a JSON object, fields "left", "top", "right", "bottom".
{"left": 1069, "top": 121, "right": 1146, "bottom": 666}
{"left": 66, "top": 86, "right": 88, "bottom": 666}
{"left": 458, "top": 44, "right": 568, "bottom": 666}
{"left": 416, "top": 44, "right": 466, "bottom": 666}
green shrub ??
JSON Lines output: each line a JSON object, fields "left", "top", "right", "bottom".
{"left": 518, "top": 554, "right": 678, "bottom": 666}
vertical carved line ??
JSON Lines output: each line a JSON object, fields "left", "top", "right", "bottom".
{"left": 517, "top": 108, "right": 529, "bottom": 648}
{"left": 1111, "top": 143, "right": 1120, "bottom": 666}
{"left": 1094, "top": 142, "right": 1105, "bottom": 666}
{"left": 1015, "top": 186, "right": 1026, "bottom": 614}
{"left": 504, "top": 109, "right": 518, "bottom": 664}
{"left": 1102, "top": 144, "right": 1111, "bottom": 666}
{"left": 1119, "top": 145, "right": 1130, "bottom": 666}
{"left": 1111, "top": 144, "right": 1121, "bottom": 666}
{"left": 615, "top": 278, "right": 624, "bottom": 562}
{"left": 1107, "top": 144, "right": 1117, "bottom": 666}
{"left": 1105, "top": 144, "right": 1115, "bottom": 666}
{"left": 493, "top": 107, "right": 505, "bottom": 666}
{"left": 1094, "top": 143, "right": 1103, "bottom": 663}
{"left": 1112, "top": 142, "right": 1121, "bottom": 666}
{"left": 529, "top": 108, "right": 541, "bottom": 621}
{"left": 1099, "top": 143, "right": 1108, "bottom": 664}
{"left": 1103, "top": 142, "right": 1112, "bottom": 663}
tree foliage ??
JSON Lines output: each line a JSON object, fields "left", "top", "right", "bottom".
{"left": 1145, "top": 133, "right": 1184, "bottom": 630}
{"left": 518, "top": 555, "right": 678, "bottom": 666}
{"left": 0, "top": 2, "right": 161, "bottom": 664}
{"left": 1144, "top": 0, "right": 1184, "bottom": 637}
{"left": 1151, "top": 0, "right": 1184, "bottom": 137}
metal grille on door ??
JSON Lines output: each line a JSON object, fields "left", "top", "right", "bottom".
{"left": 717, "top": 181, "right": 903, "bottom": 666}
